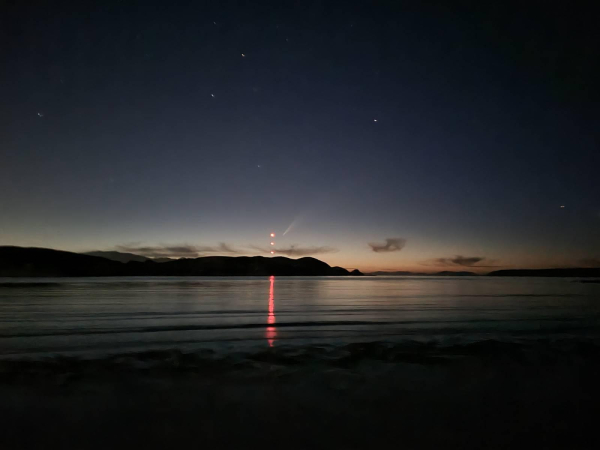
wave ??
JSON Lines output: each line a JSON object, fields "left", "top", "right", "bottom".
{"left": 1, "top": 317, "right": 595, "bottom": 339}
{"left": 2, "top": 338, "right": 600, "bottom": 380}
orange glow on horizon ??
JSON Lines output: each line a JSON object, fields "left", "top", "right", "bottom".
{"left": 266, "top": 275, "right": 276, "bottom": 347}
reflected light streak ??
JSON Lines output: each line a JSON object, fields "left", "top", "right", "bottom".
{"left": 266, "top": 275, "right": 276, "bottom": 347}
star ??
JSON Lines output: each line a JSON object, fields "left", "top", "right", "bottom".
{"left": 241, "top": 53, "right": 246, "bottom": 57}
{"left": 37, "top": 112, "right": 44, "bottom": 118}
{"left": 373, "top": 119, "right": 378, "bottom": 122}
{"left": 560, "top": 205, "right": 565, "bottom": 208}
{"left": 211, "top": 94, "right": 215, "bottom": 98}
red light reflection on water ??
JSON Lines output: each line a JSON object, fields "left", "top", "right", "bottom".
{"left": 266, "top": 275, "right": 276, "bottom": 347}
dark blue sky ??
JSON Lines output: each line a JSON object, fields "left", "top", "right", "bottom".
{"left": 1, "top": 1, "right": 598, "bottom": 271}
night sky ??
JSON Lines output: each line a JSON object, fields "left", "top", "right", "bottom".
{"left": 1, "top": 1, "right": 598, "bottom": 272}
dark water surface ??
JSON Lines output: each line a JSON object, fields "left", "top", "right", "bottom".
{"left": 1, "top": 276, "right": 599, "bottom": 359}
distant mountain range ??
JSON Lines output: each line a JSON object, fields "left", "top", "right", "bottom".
{"left": 84, "top": 251, "right": 173, "bottom": 263}
{"left": 488, "top": 268, "right": 600, "bottom": 277}
{"left": 368, "top": 269, "right": 600, "bottom": 277}
{"left": 84, "top": 251, "right": 152, "bottom": 263}
{"left": 0, "top": 247, "right": 361, "bottom": 277}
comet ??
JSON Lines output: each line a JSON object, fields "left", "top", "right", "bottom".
{"left": 283, "top": 214, "right": 307, "bottom": 236}
{"left": 283, "top": 218, "right": 298, "bottom": 236}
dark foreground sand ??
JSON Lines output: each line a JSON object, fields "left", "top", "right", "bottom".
{"left": 2, "top": 341, "right": 600, "bottom": 449}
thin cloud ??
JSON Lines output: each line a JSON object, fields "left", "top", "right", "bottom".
{"left": 428, "top": 255, "right": 501, "bottom": 268}
{"left": 435, "top": 256, "right": 485, "bottom": 266}
{"left": 116, "top": 243, "right": 241, "bottom": 258}
{"left": 251, "top": 245, "right": 338, "bottom": 257}
{"left": 368, "top": 238, "right": 406, "bottom": 253}
{"left": 196, "top": 243, "right": 240, "bottom": 254}
{"left": 580, "top": 258, "right": 600, "bottom": 267}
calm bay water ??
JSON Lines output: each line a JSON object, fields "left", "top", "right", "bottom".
{"left": 1, "top": 276, "right": 599, "bottom": 359}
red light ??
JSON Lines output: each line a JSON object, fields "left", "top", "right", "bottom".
{"left": 270, "top": 251, "right": 275, "bottom": 254}
{"left": 270, "top": 242, "right": 275, "bottom": 245}
{"left": 270, "top": 233, "right": 275, "bottom": 237}
{"left": 266, "top": 275, "right": 276, "bottom": 347}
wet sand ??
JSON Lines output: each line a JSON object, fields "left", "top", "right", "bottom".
{"left": 2, "top": 341, "right": 600, "bottom": 449}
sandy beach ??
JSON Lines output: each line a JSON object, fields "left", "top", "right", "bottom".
{"left": 2, "top": 341, "right": 600, "bottom": 449}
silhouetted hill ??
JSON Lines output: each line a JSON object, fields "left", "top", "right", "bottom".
{"left": 488, "top": 268, "right": 600, "bottom": 277}
{"left": 0, "top": 247, "right": 361, "bottom": 277}
{"left": 84, "top": 251, "right": 151, "bottom": 263}
{"left": 0, "top": 247, "right": 127, "bottom": 277}
{"left": 151, "top": 256, "right": 358, "bottom": 276}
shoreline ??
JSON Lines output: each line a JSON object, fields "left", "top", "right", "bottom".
{"left": 3, "top": 338, "right": 600, "bottom": 377}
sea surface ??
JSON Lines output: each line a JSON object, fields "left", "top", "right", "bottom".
{"left": 1, "top": 276, "right": 599, "bottom": 359}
